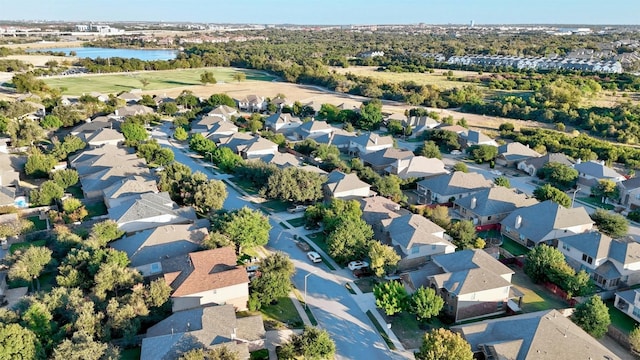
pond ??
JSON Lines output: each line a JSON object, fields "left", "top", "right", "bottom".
{"left": 28, "top": 47, "right": 178, "bottom": 61}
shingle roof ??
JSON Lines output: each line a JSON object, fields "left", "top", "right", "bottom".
{"left": 360, "top": 196, "right": 407, "bottom": 224}
{"left": 85, "top": 128, "right": 124, "bottom": 144}
{"left": 381, "top": 214, "right": 450, "bottom": 250}
{"left": 350, "top": 132, "right": 394, "bottom": 149}
{"left": 297, "top": 120, "right": 333, "bottom": 133}
{"left": 574, "top": 160, "right": 625, "bottom": 179}
{"left": 500, "top": 201, "right": 594, "bottom": 243}
{"left": 392, "top": 156, "right": 448, "bottom": 179}
{"left": 108, "top": 192, "right": 194, "bottom": 224}
{"left": 165, "top": 247, "right": 249, "bottom": 297}
{"left": 620, "top": 176, "right": 640, "bottom": 190}
{"left": 432, "top": 249, "right": 513, "bottom": 277}
{"left": 324, "top": 170, "right": 370, "bottom": 195}
{"left": 463, "top": 129, "right": 496, "bottom": 145}
{"left": 497, "top": 142, "right": 541, "bottom": 162}
{"left": 417, "top": 171, "right": 492, "bottom": 197}
{"left": 431, "top": 267, "right": 511, "bottom": 295}
{"left": 71, "top": 118, "right": 114, "bottom": 135}
{"left": 102, "top": 175, "right": 158, "bottom": 201}
{"left": 361, "top": 148, "right": 414, "bottom": 167}
{"left": 265, "top": 112, "right": 302, "bottom": 127}
{"left": 452, "top": 310, "right": 619, "bottom": 360}
{"left": 80, "top": 165, "right": 152, "bottom": 193}
{"left": 252, "top": 152, "right": 301, "bottom": 168}
{"left": 454, "top": 187, "right": 538, "bottom": 217}
{"left": 520, "top": 153, "right": 574, "bottom": 169}
{"left": 559, "top": 231, "right": 612, "bottom": 260}
{"left": 608, "top": 237, "right": 640, "bottom": 266}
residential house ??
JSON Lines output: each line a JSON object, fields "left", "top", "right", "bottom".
{"left": 460, "top": 129, "right": 498, "bottom": 148}
{"left": 0, "top": 153, "right": 22, "bottom": 207}
{"left": 517, "top": 152, "right": 574, "bottom": 176}
{"left": 436, "top": 124, "right": 468, "bottom": 134}
{"left": 206, "top": 105, "right": 238, "bottom": 121}
{"left": 253, "top": 152, "right": 301, "bottom": 168}
{"left": 152, "top": 94, "right": 176, "bottom": 107}
{"left": 83, "top": 128, "right": 125, "bottom": 148}
{"left": 496, "top": 142, "right": 541, "bottom": 167}
{"left": 217, "top": 133, "right": 278, "bottom": 159}
{"left": 323, "top": 170, "right": 371, "bottom": 200}
{"left": 295, "top": 120, "right": 334, "bottom": 140}
{"left": 73, "top": 147, "right": 142, "bottom": 178}
{"left": 70, "top": 118, "right": 115, "bottom": 137}
{"left": 236, "top": 95, "right": 267, "bottom": 112}
{"left": 386, "top": 156, "right": 447, "bottom": 180}
{"left": 416, "top": 171, "right": 493, "bottom": 204}
{"left": 264, "top": 113, "right": 302, "bottom": 133}
{"left": 163, "top": 247, "right": 249, "bottom": 312}
{"left": 302, "top": 100, "right": 322, "bottom": 115}
{"left": 271, "top": 97, "right": 289, "bottom": 111}
{"left": 204, "top": 120, "right": 239, "bottom": 141}
{"left": 89, "top": 92, "right": 109, "bottom": 103}
{"left": 381, "top": 214, "right": 455, "bottom": 270}
{"left": 559, "top": 232, "right": 640, "bottom": 289}
{"left": 108, "top": 192, "right": 197, "bottom": 234}
{"left": 336, "top": 101, "right": 361, "bottom": 112}
{"left": 359, "top": 196, "right": 409, "bottom": 240}
{"left": 117, "top": 91, "right": 142, "bottom": 104}
{"left": 111, "top": 221, "right": 209, "bottom": 271}
{"left": 615, "top": 288, "right": 640, "bottom": 325}
{"left": 619, "top": 176, "right": 640, "bottom": 210}
{"left": 452, "top": 309, "right": 619, "bottom": 360}
{"left": 312, "top": 128, "right": 356, "bottom": 151}
{"left": 141, "top": 304, "right": 265, "bottom": 360}
{"left": 191, "top": 115, "right": 238, "bottom": 135}
{"left": 405, "top": 116, "right": 439, "bottom": 136}
{"left": 573, "top": 159, "right": 626, "bottom": 193}
{"left": 361, "top": 148, "right": 414, "bottom": 173}
{"left": 349, "top": 133, "right": 394, "bottom": 155}
{"left": 78, "top": 161, "right": 151, "bottom": 199}
{"left": 69, "top": 145, "right": 133, "bottom": 169}
{"left": 500, "top": 200, "right": 594, "bottom": 248}
{"left": 429, "top": 249, "right": 517, "bottom": 322}
{"left": 102, "top": 175, "right": 159, "bottom": 209}
{"left": 114, "top": 105, "right": 154, "bottom": 118}
{"left": 454, "top": 187, "right": 539, "bottom": 226}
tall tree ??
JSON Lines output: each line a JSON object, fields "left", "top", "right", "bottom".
{"left": 192, "top": 179, "right": 228, "bottom": 214}
{"left": 327, "top": 218, "right": 373, "bottom": 264}
{"left": 533, "top": 184, "right": 571, "bottom": 208}
{"left": 120, "top": 120, "right": 148, "bottom": 143}
{"left": 368, "top": 242, "right": 400, "bottom": 277}
{"left": 447, "top": 220, "right": 482, "bottom": 249}
{"left": 373, "top": 281, "right": 408, "bottom": 316}
{"left": 0, "top": 323, "right": 44, "bottom": 360}
{"left": 410, "top": 286, "right": 444, "bottom": 323}
{"left": 222, "top": 207, "right": 271, "bottom": 253}
{"left": 572, "top": 295, "right": 611, "bottom": 338}
{"left": 493, "top": 176, "right": 511, "bottom": 188}
{"left": 250, "top": 252, "right": 295, "bottom": 308}
{"left": 232, "top": 72, "right": 247, "bottom": 82}
{"left": 417, "top": 141, "right": 442, "bottom": 159}
{"left": 590, "top": 209, "right": 629, "bottom": 238}
{"left": 8, "top": 246, "right": 52, "bottom": 291}
{"left": 207, "top": 93, "right": 236, "bottom": 108}
{"left": 200, "top": 71, "right": 217, "bottom": 85}
{"left": 591, "top": 179, "right": 620, "bottom": 203}
{"left": 52, "top": 331, "right": 118, "bottom": 360}
{"left": 415, "top": 328, "right": 473, "bottom": 360}
{"left": 537, "top": 162, "right": 578, "bottom": 189}
{"left": 280, "top": 326, "right": 336, "bottom": 360}
{"left": 524, "top": 244, "right": 566, "bottom": 283}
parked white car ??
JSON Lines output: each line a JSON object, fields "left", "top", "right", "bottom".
{"left": 307, "top": 251, "right": 322, "bottom": 263}
{"left": 287, "top": 204, "right": 308, "bottom": 213}
{"left": 348, "top": 260, "right": 369, "bottom": 271}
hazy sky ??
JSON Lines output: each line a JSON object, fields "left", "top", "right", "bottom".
{"left": 3, "top": 0, "right": 640, "bottom": 25}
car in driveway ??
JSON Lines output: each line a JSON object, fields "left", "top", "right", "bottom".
{"left": 306, "top": 251, "right": 322, "bottom": 263}
{"left": 287, "top": 204, "right": 308, "bottom": 213}
{"left": 348, "top": 260, "right": 369, "bottom": 271}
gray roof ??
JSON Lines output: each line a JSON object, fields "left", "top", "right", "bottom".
{"left": 142, "top": 304, "right": 262, "bottom": 360}
{"left": 361, "top": 148, "right": 413, "bottom": 167}
{"left": 454, "top": 187, "right": 538, "bottom": 217}
{"left": 520, "top": 153, "right": 574, "bottom": 170}
{"left": 417, "top": 171, "right": 492, "bottom": 197}
{"left": 297, "top": 120, "right": 332, "bottom": 134}
{"left": 497, "top": 142, "right": 541, "bottom": 162}
{"left": 432, "top": 249, "right": 513, "bottom": 277}
{"left": 452, "top": 310, "right": 620, "bottom": 360}
{"left": 102, "top": 175, "right": 158, "bottom": 201}
{"left": 265, "top": 112, "right": 302, "bottom": 127}
{"left": 574, "top": 160, "right": 624, "bottom": 179}
{"left": 559, "top": 231, "right": 612, "bottom": 260}
{"left": 381, "top": 214, "right": 450, "bottom": 250}
{"left": 620, "top": 176, "right": 640, "bottom": 190}
{"left": 85, "top": 128, "right": 124, "bottom": 144}
{"left": 108, "top": 192, "right": 196, "bottom": 225}
{"left": 324, "top": 171, "right": 370, "bottom": 196}
{"left": 252, "top": 152, "right": 301, "bottom": 168}
{"left": 80, "top": 165, "right": 152, "bottom": 193}
{"left": 594, "top": 260, "right": 622, "bottom": 280}
{"left": 608, "top": 237, "right": 640, "bottom": 266}
{"left": 350, "top": 132, "right": 394, "bottom": 149}
{"left": 431, "top": 267, "right": 511, "bottom": 295}
{"left": 110, "top": 221, "right": 209, "bottom": 267}
{"left": 500, "top": 201, "right": 593, "bottom": 243}
{"left": 71, "top": 118, "right": 114, "bottom": 135}
{"left": 616, "top": 289, "right": 638, "bottom": 308}
{"left": 462, "top": 129, "right": 495, "bottom": 145}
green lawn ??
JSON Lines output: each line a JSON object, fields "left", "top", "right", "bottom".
{"left": 307, "top": 232, "right": 329, "bottom": 254}
{"left": 258, "top": 296, "right": 304, "bottom": 330}
{"left": 9, "top": 239, "right": 47, "bottom": 254}
{"left": 385, "top": 312, "right": 425, "bottom": 349}
{"left": 607, "top": 301, "right": 638, "bottom": 334}
{"left": 287, "top": 217, "right": 306, "bottom": 228}
{"left": 354, "top": 277, "right": 381, "bottom": 294}
{"left": 501, "top": 237, "right": 530, "bottom": 256}
{"left": 43, "top": 67, "right": 275, "bottom": 95}
{"left": 86, "top": 201, "right": 108, "bottom": 217}
{"left": 66, "top": 185, "right": 84, "bottom": 199}
{"left": 249, "top": 349, "right": 269, "bottom": 360}
{"left": 261, "top": 199, "right": 290, "bottom": 213}
{"left": 233, "top": 178, "right": 260, "bottom": 195}
{"left": 365, "top": 310, "right": 396, "bottom": 350}
{"left": 119, "top": 347, "right": 141, "bottom": 360}
{"left": 577, "top": 197, "right": 615, "bottom": 210}
{"left": 511, "top": 271, "right": 567, "bottom": 313}
{"left": 26, "top": 215, "right": 48, "bottom": 231}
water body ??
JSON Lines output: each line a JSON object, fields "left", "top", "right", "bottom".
{"left": 28, "top": 47, "right": 178, "bottom": 61}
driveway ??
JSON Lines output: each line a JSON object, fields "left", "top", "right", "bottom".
{"left": 151, "top": 123, "right": 409, "bottom": 359}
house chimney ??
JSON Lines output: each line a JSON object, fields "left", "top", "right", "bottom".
{"left": 374, "top": 136, "right": 378, "bottom": 145}
{"left": 515, "top": 215, "right": 522, "bottom": 229}
{"left": 231, "top": 327, "right": 237, "bottom": 340}
{"left": 470, "top": 197, "right": 477, "bottom": 209}
{"left": 576, "top": 158, "right": 582, "bottom": 164}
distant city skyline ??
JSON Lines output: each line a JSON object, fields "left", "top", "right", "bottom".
{"left": 2, "top": 0, "right": 640, "bottom": 25}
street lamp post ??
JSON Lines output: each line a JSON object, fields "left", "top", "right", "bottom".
{"left": 571, "top": 187, "right": 582, "bottom": 207}
{"left": 304, "top": 271, "right": 317, "bottom": 309}
{"left": 206, "top": 152, "right": 214, "bottom": 164}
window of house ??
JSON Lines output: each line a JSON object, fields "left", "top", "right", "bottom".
{"left": 431, "top": 245, "right": 436, "bottom": 250}
{"left": 519, "top": 234, "right": 526, "bottom": 241}
{"left": 487, "top": 216, "right": 492, "bottom": 221}
{"left": 562, "top": 243, "right": 570, "bottom": 251}
{"left": 497, "top": 301, "right": 504, "bottom": 310}
{"left": 505, "top": 226, "right": 511, "bottom": 232}
{"left": 581, "top": 253, "right": 593, "bottom": 264}
{"left": 411, "top": 246, "right": 420, "bottom": 254}
{"left": 633, "top": 306, "right": 640, "bottom": 319}
{"left": 611, "top": 278, "right": 620, "bottom": 288}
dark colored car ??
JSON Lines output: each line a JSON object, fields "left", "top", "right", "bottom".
{"left": 353, "top": 267, "right": 374, "bottom": 278}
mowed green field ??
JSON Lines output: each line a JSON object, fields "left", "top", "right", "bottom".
{"left": 331, "top": 66, "right": 484, "bottom": 89}
{"left": 43, "top": 67, "right": 275, "bottom": 95}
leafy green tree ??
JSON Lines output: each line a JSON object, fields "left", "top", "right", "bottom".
{"left": 417, "top": 141, "right": 442, "bottom": 159}
{"left": 453, "top": 163, "right": 468, "bottom": 173}
{"left": 12, "top": 72, "right": 49, "bottom": 93}
{"left": 41, "top": 115, "right": 63, "bottom": 130}
{"left": 52, "top": 331, "right": 118, "bottom": 360}
{"left": 232, "top": 72, "right": 247, "bottom": 82}
{"left": 410, "top": 286, "right": 444, "bottom": 322}
{"left": 90, "top": 220, "right": 124, "bottom": 245}
{"left": 447, "top": 220, "right": 481, "bottom": 249}
{"left": 317, "top": 103, "right": 340, "bottom": 122}
{"left": 189, "top": 133, "right": 216, "bottom": 154}
{"left": 25, "top": 150, "right": 57, "bottom": 178}
{"left": 21, "top": 301, "right": 56, "bottom": 351}
{"left": 537, "top": 162, "right": 578, "bottom": 189}
{"left": 327, "top": 218, "right": 373, "bottom": 264}
{"left": 212, "top": 146, "right": 243, "bottom": 172}
{"left": 264, "top": 167, "right": 325, "bottom": 203}
{"left": 176, "top": 90, "right": 200, "bottom": 109}
{"left": 415, "top": 328, "right": 473, "bottom": 360}
{"left": 533, "top": 184, "right": 571, "bottom": 208}
{"left": 250, "top": 252, "right": 295, "bottom": 308}
{"left": 356, "top": 100, "right": 383, "bottom": 130}
{"left": 373, "top": 281, "right": 408, "bottom": 316}
{"left": 422, "top": 205, "right": 451, "bottom": 229}
{"left": 158, "top": 102, "right": 178, "bottom": 115}
{"left": 493, "top": 176, "right": 511, "bottom": 188}
{"left": 469, "top": 144, "right": 498, "bottom": 163}
{"left": 120, "top": 120, "right": 148, "bottom": 143}
{"left": 572, "top": 295, "right": 611, "bottom": 338}
{"left": 192, "top": 179, "right": 228, "bottom": 214}
{"left": 200, "top": 71, "right": 217, "bottom": 85}
{"left": 207, "top": 93, "right": 236, "bottom": 108}
{"left": 179, "top": 346, "right": 240, "bottom": 360}
{"left": 30, "top": 180, "right": 64, "bottom": 206}
{"left": 375, "top": 175, "right": 405, "bottom": 202}
{"left": 0, "top": 323, "right": 44, "bottom": 360}
{"left": 222, "top": 207, "right": 271, "bottom": 253}
{"left": 173, "top": 126, "right": 188, "bottom": 141}
{"left": 427, "top": 129, "right": 460, "bottom": 151}
{"left": 590, "top": 209, "right": 629, "bottom": 238}
{"left": 591, "top": 179, "right": 620, "bottom": 203}
{"left": 93, "top": 263, "right": 141, "bottom": 301}
{"left": 51, "top": 169, "right": 79, "bottom": 189}
{"left": 629, "top": 326, "right": 640, "bottom": 355}
{"left": 368, "top": 242, "right": 400, "bottom": 277}
{"left": 322, "top": 199, "right": 363, "bottom": 233}
{"left": 280, "top": 326, "right": 336, "bottom": 360}
{"left": 524, "top": 244, "right": 565, "bottom": 283}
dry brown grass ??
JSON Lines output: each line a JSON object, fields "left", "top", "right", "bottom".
{"left": 7, "top": 55, "right": 76, "bottom": 67}
{"left": 3, "top": 41, "right": 84, "bottom": 49}
{"left": 330, "top": 66, "right": 485, "bottom": 89}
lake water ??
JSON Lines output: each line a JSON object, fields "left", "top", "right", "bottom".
{"left": 29, "top": 47, "right": 178, "bottom": 61}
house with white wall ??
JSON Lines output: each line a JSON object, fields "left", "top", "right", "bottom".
{"left": 416, "top": 171, "right": 492, "bottom": 204}
{"left": 323, "top": 170, "right": 371, "bottom": 199}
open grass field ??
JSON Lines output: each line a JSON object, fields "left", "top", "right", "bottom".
{"left": 331, "top": 66, "right": 485, "bottom": 89}
{"left": 511, "top": 271, "right": 568, "bottom": 313}
{"left": 43, "top": 67, "right": 276, "bottom": 95}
